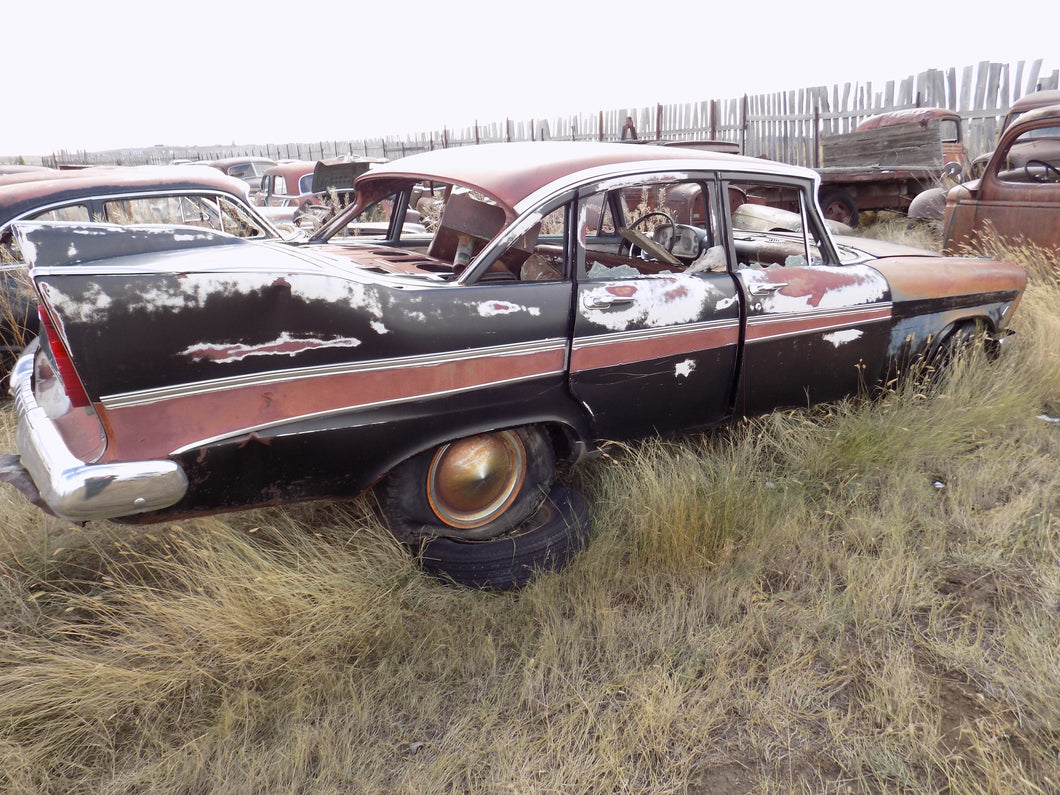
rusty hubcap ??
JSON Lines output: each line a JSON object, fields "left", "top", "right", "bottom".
{"left": 426, "top": 431, "right": 527, "bottom": 529}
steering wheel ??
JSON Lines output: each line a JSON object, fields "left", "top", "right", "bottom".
{"left": 628, "top": 211, "right": 677, "bottom": 253}
{"left": 1024, "top": 159, "right": 1060, "bottom": 183}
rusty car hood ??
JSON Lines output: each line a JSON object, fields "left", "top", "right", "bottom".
{"left": 830, "top": 234, "right": 938, "bottom": 263}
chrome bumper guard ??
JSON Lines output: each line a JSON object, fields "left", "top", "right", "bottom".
{"left": 7, "top": 347, "right": 188, "bottom": 522}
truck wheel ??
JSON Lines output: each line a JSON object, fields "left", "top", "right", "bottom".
{"left": 819, "top": 188, "right": 859, "bottom": 228}
{"left": 417, "top": 484, "right": 591, "bottom": 590}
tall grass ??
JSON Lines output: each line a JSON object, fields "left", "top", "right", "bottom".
{"left": 1, "top": 231, "right": 1059, "bottom": 793}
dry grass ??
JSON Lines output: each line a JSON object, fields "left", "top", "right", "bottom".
{"left": 1, "top": 228, "right": 1060, "bottom": 793}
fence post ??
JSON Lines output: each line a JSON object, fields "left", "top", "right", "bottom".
{"left": 741, "top": 95, "right": 748, "bottom": 155}
{"left": 813, "top": 103, "right": 820, "bottom": 169}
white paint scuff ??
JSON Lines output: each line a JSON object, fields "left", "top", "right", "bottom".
{"left": 822, "top": 329, "right": 863, "bottom": 347}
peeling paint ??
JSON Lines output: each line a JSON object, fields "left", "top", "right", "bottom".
{"left": 741, "top": 265, "right": 887, "bottom": 314}
{"left": 44, "top": 270, "right": 389, "bottom": 325}
{"left": 717, "top": 296, "right": 738, "bottom": 311}
{"left": 581, "top": 276, "right": 733, "bottom": 331}
{"left": 675, "top": 359, "right": 696, "bottom": 378}
{"left": 477, "top": 300, "right": 541, "bottom": 317}
{"left": 181, "top": 332, "right": 362, "bottom": 364}
{"left": 823, "top": 329, "right": 863, "bottom": 347}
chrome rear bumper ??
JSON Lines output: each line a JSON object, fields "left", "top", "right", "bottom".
{"left": 4, "top": 346, "right": 188, "bottom": 522}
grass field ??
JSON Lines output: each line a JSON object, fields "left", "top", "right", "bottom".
{"left": 1, "top": 225, "right": 1059, "bottom": 793}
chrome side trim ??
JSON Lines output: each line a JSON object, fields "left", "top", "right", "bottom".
{"left": 570, "top": 318, "right": 739, "bottom": 351}
{"left": 101, "top": 337, "right": 570, "bottom": 410}
{"left": 745, "top": 302, "right": 893, "bottom": 344}
{"left": 10, "top": 348, "right": 188, "bottom": 522}
{"left": 168, "top": 369, "right": 558, "bottom": 457}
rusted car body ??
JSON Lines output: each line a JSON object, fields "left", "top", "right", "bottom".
{"left": 969, "top": 89, "right": 1060, "bottom": 178}
{"left": 1, "top": 142, "right": 1026, "bottom": 587}
{"left": 912, "top": 91, "right": 1060, "bottom": 223}
{"left": 205, "top": 156, "right": 277, "bottom": 195}
{"left": 943, "top": 103, "right": 1060, "bottom": 253}
{"left": 255, "top": 158, "right": 386, "bottom": 228}
{"left": 0, "top": 166, "right": 280, "bottom": 366}
{"left": 255, "top": 160, "right": 317, "bottom": 224}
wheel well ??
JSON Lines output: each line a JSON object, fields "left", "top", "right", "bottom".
{"left": 929, "top": 318, "right": 990, "bottom": 363}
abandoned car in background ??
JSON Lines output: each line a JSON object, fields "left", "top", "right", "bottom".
{"left": 204, "top": 156, "right": 277, "bottom": 196}
{"left": 254, "top": 156, "right": 385, "bottom": 229}
{"left": 942, "top": 102, "right": 1060, "bottom": 253}
{"left": 0, "top": 166, "right": 281, "bottom": 367}
{"left": 254, "top": 160, "right": 317, "bottom": 225}
{"left": 0, "top": 142, "right": 1026, "bottom": 589}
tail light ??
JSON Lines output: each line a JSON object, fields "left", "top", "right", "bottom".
{"left": 37, "top": 306, "right": 91, "bottom": 409}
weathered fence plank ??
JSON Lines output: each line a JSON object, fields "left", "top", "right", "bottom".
{"left": 37, "top": 59, "right": 1058, "bottom": 170}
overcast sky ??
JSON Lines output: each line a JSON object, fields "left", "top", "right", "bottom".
{"left": 6, "top": 0, "right": 1056, "bottom": 156}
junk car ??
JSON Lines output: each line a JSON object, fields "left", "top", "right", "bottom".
{"left": 255, "top": 160, "right": 317, "bottom": 225}
{"left": 0, "top": 165, "right": 282, "bottom": 367}
{"left": 0, "top": 142, "right": 1026, "bottom": 589}
{"left": 942, "top": 103, "right": 1060, "bottom": 253}
{"left": 205, "top": 156, "right": 277, "bottom": 196}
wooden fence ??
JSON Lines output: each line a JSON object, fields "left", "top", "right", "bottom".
{"left": 44, "top": 59, "right": 1059, "bottom": 169}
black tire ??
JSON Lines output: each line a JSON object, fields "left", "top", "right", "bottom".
{"left": 930, "top": 323, "right": 980, "bottom": 373}
{"left": 818, "top": 188, "right": 859, "bottom": 228}
{"left": 417, "top": 484, "right": 591, "bottom": 590}
{"left": 382, "top": 426, "right": 554, "bottom": 543}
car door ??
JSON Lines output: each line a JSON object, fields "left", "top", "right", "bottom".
{"left": 567, "top": 173, "right": 742, "bottom": 439}
{"left": 724, "top": 175, "right": 892, "bottom": 416}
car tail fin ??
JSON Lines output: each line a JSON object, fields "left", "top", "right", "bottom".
{"left": 36, "top": 306, "right": 91, "bottom": 409}
{"left": 13, "top": 220, "right": 242, "bottom": 270}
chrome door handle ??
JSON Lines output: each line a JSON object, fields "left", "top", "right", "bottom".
{"left": 747, "top": 282, "right": 788, "bottom": 296}
{"left": 583, "top": 294, "right": 635, "bottom": 309}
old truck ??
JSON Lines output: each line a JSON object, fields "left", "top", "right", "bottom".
{"left": 816, "top": 107, "right": 967, "bottom": 227}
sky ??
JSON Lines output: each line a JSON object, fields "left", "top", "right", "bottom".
{"left": 6, "top": 0, "right": 1056, "bottom": 157}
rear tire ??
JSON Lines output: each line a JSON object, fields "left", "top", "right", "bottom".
{"left": 417, "top": 484, "right": 591, "bottom": 590}
{"left": 382, "top": 426, "right": 554, "bottom": 543}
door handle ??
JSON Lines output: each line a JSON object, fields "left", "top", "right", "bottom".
{"left": 747, "top": 282, "right": 788, "bottom": 296}
{"left": 583, "top": 294, "right": 635, "bottom": 309}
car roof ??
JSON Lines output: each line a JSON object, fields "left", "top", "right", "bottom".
{"left": 263, "top": 160, "right": 316, "bottom": 180}
{"left": 207, "top": 156, "right": 277, "bottom": 169}
{"left": 0, "top": 165, "right": 256, "bottom": 226}
{"left": 1009, "top": 89, "right": 1060, "bottom": 114}
{"left": 357, "top": 140, "right": 812, "bottom": 214}
{"left": 0, "top": 164, "right": 55, "bottom": 177}
{"left": 1005, "top": 102, "right": 1060, "bottom": 129}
